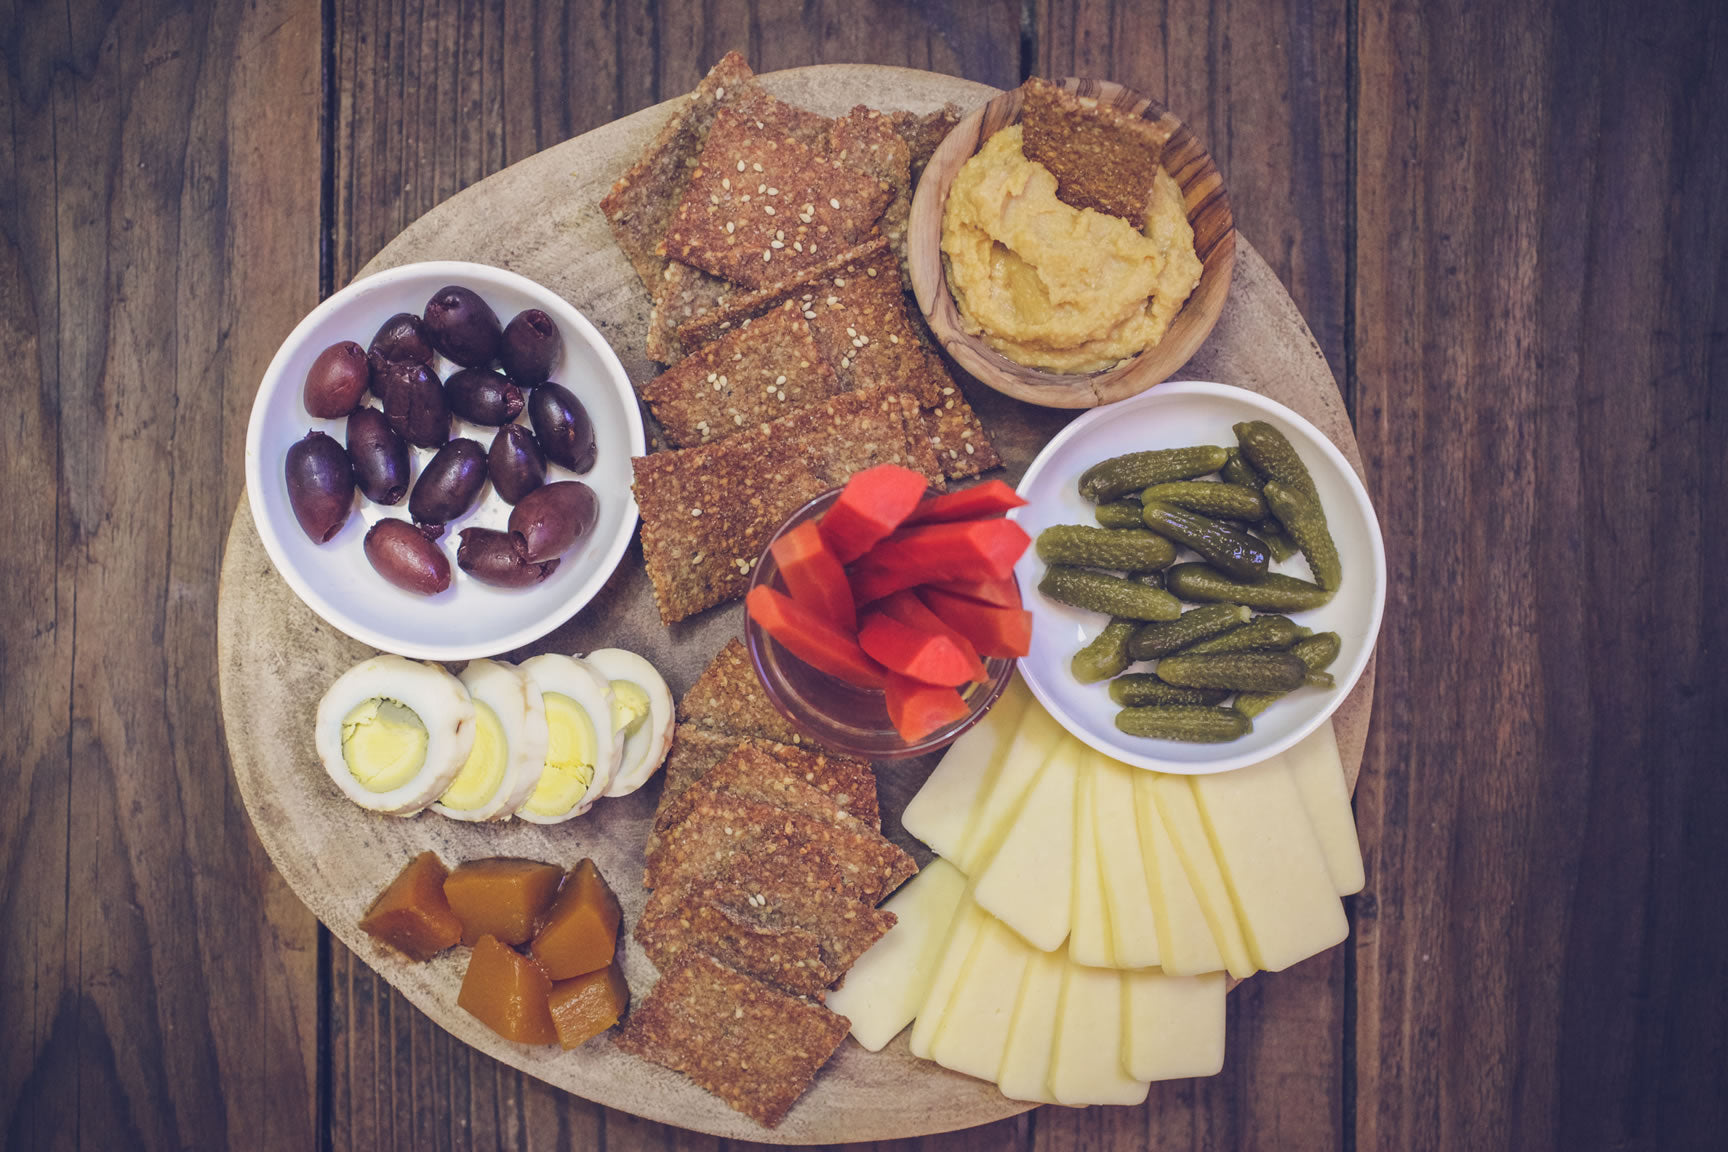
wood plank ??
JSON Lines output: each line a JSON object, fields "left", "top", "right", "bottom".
{"left": 0, "top": 0, "right": 322, "bottom": 1149}
{"left": 1353, "top": 0, "right": 1728, "bottom": 1149}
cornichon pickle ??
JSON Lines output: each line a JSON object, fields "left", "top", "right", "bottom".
{"left": 1156, "top": 651, "right": 1309, "bottom": 693}
{"left": 1039, "top": 565, "right": 1182, "bottom": 621}
{"left": 1109, "top": 675, "right": 1231, "bottom": 707}
{"left": 1078, "top": 445, "right": 1230, "bottom": 503}
{"left": 1235, "top": 631, "right": 1343, "bottom": 717}
{"left": 1264, "top": 480, "right": 1342, "bottom": 591}
{"left": 1141, "top": 481, "right": 1267, "bottom": 521}
{"left": 1234, "top": 421, "right": 1318, "bottom": 499}
{"left": 1139, "top": 501, "right": 1269, "bottom": 582}
{"left": 1037, "top": 525, "right": 1177, "bottom": 572}
{"left": 1165, "top": 563, "right": 1334, "bottom": 611}
{"left": 1115, "top": 705, "right": 1251, "bottom": 743}
{"left": 1182, "top": 614, "right": 1308, "bottom": 655}
{"left": 1072, "top": 618, "right": 1138, "bottom": 683}
{"left": 1260, "top": 524, "right": 1301, "bottom": 563}
{"left": 1222, "top": 447, "right": 1263, "bottom": 491}
{"left": 1095, "top": 500, "right": 1145, "bottom": 529}
{"left": 1127, "top": 604, "right": 1250, "bottom": 662}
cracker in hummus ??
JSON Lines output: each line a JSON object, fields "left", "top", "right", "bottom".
{"left": 1019, "top": 75, "right": 1176, "bottom": 223}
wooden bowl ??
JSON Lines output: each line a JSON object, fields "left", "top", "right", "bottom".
{"left": 908, "top": 78, "right": 1236, "bottom": 408}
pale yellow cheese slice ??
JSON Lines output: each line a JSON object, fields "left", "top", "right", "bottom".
{"left": 929, "top": 914, "right": 1036, "bottom": 1080}
{"left": 1049, "top": 963, "right": 1149, "bottom": 1106}
{"left": 901, "top": 674, "right": 1031, "bottom": 859}
{"left": 1068, "top": 751, "right": 1115, "bottom": 968}
{"left": 1121, "top": 968, "right": 1227, "bottom": 1081}
{"left": 1092, "top": 754, "right": 1161, "bottom": 968}
{"left": 972, "top": 735, "right": 1079, "bottom": 951}
{"left": 826, "top": 857, "right": 968, "bottom": 1052}
{"left": 1150, "top": 772, "right": 1256, "bottom": 979}
{"left": 996, "top": 947, "right": 1064, "bottom": 1103}
{"left": 908, "top": 893, "right": 988, "bottom": 1059}
{"left": 1285, "top": 721, "right": 1365, "bottom": 895}
{"left": 1190, "top": 756, "right": 1348, "bottom": 972}
{"left": 1132, "top": 769, "right": 1225, "bottom": 975}
{"left": 957, "top": 701, "right": 1066, "bottom": 876}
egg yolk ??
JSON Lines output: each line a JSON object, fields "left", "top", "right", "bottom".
{"left": 341, "top": 698, "right": 428, "bottom": 793}
{"left": 438, "top": 701, "right": 506, "bottom": 811}
{"left": 611, "top": 681, "right": 652, "bottom": 740}
{"left": 523, "top": 692, "right": 596, "bottom": 817}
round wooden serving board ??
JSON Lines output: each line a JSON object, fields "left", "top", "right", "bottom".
{"left": 217, "top": 65, "right": 1376, "bottom": 1144}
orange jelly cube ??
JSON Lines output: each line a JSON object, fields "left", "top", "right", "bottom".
{"left": 529, "top": 858, "right": 622, "bottom": 980}
{"left": 547, "top": 954, "right": 630, "bottom": 1050}
{"left": 457, "top": 935, "right": 558, "bottom": 1046}
{"left": 358, "top": 851, "right": 463, "bottom": 961}
{"left": 442, "top": 857, "right": 565, "bottom": 947}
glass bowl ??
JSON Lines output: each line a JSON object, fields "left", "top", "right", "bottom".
{"left": 742, "top": 488, "right": 1017, "bottom": 760}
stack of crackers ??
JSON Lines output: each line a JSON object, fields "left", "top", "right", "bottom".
{"left": 603, "top": 53, "right": 1002, "bottom": 625}
{"left": 618, "top": 640, "right": 917, "bottom": 1127}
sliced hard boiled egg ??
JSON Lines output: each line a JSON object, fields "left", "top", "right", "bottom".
{"left": 314, "top": 655, "right": 475, "bottom": 816}
{"left": 431, "top": 659, "right": 549, "bottom": 822}
{"left": 587, "top": 648, "right": 675, "bottom": 798}
{"left": 515, "top": 654, "right": 623, "bottom": 823}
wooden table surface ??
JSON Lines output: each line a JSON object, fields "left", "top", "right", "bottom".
{"left": 3, "top": 1, "right": 1724, "bottom": 1149}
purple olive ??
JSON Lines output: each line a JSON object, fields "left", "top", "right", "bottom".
{"left": 304, "top": 341, "right": 370, "bottom": 418}
{"left": 345, "top": 406, "right": 410, "bottom": 505}
{"left": 488, "top": 424, "right": 546, "bottom": 505}
{"left": 284, "top": 430, "right": 355, "bottom": 543}
{"left": 367, "top": 312, "right": 435, "bottom": 377}
{"left": 508, "top": 481, "right": 598, "bottom": 563}
{"left": 457, "top": 528, "right": 560, "bottom": 587}
{"left": 499, "top": 309, "right": 560, "bottom": 386}
{"left": 409, "top": 437, "right": 488, "bottom": 525}
{"left": 377, "top": 359, "right": 450, "bottom": 448}
{"left": 444, "top": 368, "right": 525, "bottom": 426}
{"left": 365, "top": 518, "right": 451, "bottom": 595}
{"left": 527, "top": 382, "right": 596, "bottom": 473}
{"left": 423, "top": 285, "right": 501, "bottom": 368}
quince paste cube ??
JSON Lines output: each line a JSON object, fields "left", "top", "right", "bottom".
{"left": 457, "top": 935, "right": 557, "bottom": 1045}
{"left": 548, "top": 955, "right": 630, "bottom": 1049}
{"left": 442, "top": 857, "right": 564, "bottom": 947}
{"left": 358, "top": 851, "right": 462, "bottom": 961}
{"left": 529, "top": 858, "right": 622, "bottom": 980}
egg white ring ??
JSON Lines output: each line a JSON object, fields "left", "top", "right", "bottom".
{"left": 431, "top": 659, "right": 548, "bottom": 821}
{"left": 587, "top": 648, "right": 675, "bottom": 797}
{"left": 314, "top": 654, "right": 476, "bottom": 816}
{"left": 569, "top": 656, "right": 628, "bottom": 813}
{"left": 514, "top": 654, "right": 620, "bottom": 824}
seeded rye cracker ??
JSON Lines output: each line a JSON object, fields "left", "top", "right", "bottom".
{"left": 661, "top": 106, "right": 893, "bottom": 290}
{"left": 889, "top": 104, "right": 962, "bottom": 182}
{"left": 826, "top": 106, "right": 913, "bottom": 277}
{"left": 632, "top": 385, "right": 941, "bottom": 624}
{"left": 676, "top": 637, "right": 804, "bottom": 743}
{"left": 617, "top": 951, "right": 851, "bottom": 1128}
{"left": 640, "top": 302, "right": 841, "bottom": 447}
{"left": 1019, "top": 75, "right": 1176, "bottom": 223}
{"left": 652, "top": 743, "right": 876, "bottom": 842}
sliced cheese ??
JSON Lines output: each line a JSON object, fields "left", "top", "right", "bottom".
{"left": 957, "top": 701, "right": 1066, "bottom": 876}
{"left": 997, "top": 948, "right": 1064, "bottom": 1103}
{"left": 1068, "top": 750, "right": 1115, "bottom": 968}
{"left": 1133, "top": 769, "right": 1223, "bottom": 975}
{"left": 1190, "top": 756, "right": 1348, "bottom": 972}
{"left": 1122, "top": 968, "right": 1227, "bottom": 1081}
{"left": 1050, "top": 963, "right": 1149, "bottom": 1106}
{"left": 1093, "top": 755, "right": 1161, "bottom": 969}
{"left": 901, "top": 674, "right": 1031, "bottom": 859}
{"left": 908, "top": 893, "right": 988, "bottom": 1059}
{"left": 1150, "top": 772, "right": 1256, "bottom": 979}
{"left": 971, "top": 736, "right": 1079, "bottom": 951}
{"left": 929, "top": 914, "right": 1035, "bottom": 1080}
{"left": 1285, "top": 721, "right": 1366, "bottom": 895}
{"left": 826, "top": 858, "right": 968, "bottom": 1052}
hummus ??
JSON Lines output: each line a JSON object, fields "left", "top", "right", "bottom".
{"left": 942, "top": 125, "right": 1202, "bottom": 374}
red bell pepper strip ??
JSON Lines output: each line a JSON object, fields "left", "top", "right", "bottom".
{"left": 769, "top": 519, "right": 856, "bottom": 632}
{"left": 884, "top": 673, "right": 971, "bottom": 744}
{"left": 818, "top": 463, "right": 931, "bottom": 564}
{"left": 746, "top": 586, "right": 886, "bottom": 688}
{"left": 902, "top": 479, "right": 1027, "bottom": 525}
{"left": 857, "top": 611, "right": 979, "bottom": 687}
{"left": 915, "top": 587, "right": 1033, "bottom": 659}
{"left": 876, "top": 590, "right": 987, "bottom": 682}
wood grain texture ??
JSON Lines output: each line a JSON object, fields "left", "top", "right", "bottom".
{"left": 0, "top": 1, "right": 322, "bottom": 1150}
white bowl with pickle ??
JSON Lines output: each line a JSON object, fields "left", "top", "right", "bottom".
{"left": 1010, "top": 380, "right": 1385, "bottom": 774}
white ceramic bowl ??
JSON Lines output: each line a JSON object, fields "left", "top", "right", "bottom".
{"left": 245, "top": 260, "right": 645, "bottom": 661}
{"left": 1012, "top": 380, "right": 1385, "bottom": 773}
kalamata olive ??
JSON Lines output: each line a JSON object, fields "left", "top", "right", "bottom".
{"left": 499, "top": 309, "right": 560, "bottom": 386}
{"left": 457, "top": 528, "right": 560, "bottom": 587}
{"left": 488, "top": 425, "right": 546, "bottom": 505}
{"left": 444, "top": 368, "right": 525, "bottom": 426}
{"left": 377, "top": 359, "right": 450, "bottom": 448}
{"left": 423, "top": 285, "right": 502, "bottom": 368}
{"left": 365, "top": 518, "right": 451, "bottom": 595}
{"left": 367, "top": 312, "right": 435, "bottom": 377}
{"left": 304, "top": 341, "right": 370, "bottom": 418}
{"left": 344, "top": 406, "right": 410, "bottom": 505}
{"left": 528, "top": 382, "right": 596, "bottom": 473}
{"left": 508, "top": 481, "right": 599, "bottom": 563}
{"left": 284, "top": 430, "right": 355, "bottom": 543}
{"left": 409, "top": 437, "right": 488, "bottom": 525}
